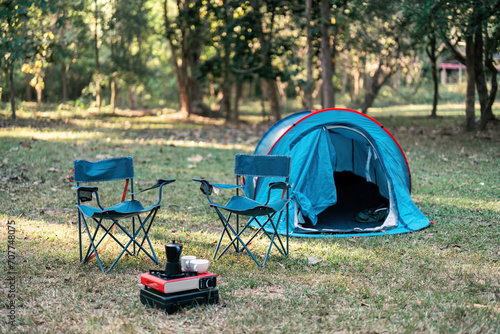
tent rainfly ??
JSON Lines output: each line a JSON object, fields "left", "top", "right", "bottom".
{"left": 248, "top": 108, "right": 431, "bottom": 237}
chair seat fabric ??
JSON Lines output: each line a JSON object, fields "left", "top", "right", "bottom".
{"left": 78, "top": 200, "right": 159, "bottom": 219}
{"left": 210, "top": 196, "right": 289, "bottom": 217}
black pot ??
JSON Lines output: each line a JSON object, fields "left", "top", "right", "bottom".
{"left": 165, "top": 241, "right": 183, "bottom": 277}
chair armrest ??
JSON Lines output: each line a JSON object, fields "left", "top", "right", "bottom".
{"left": 73, "top": 186, "right": 99, "bottom": 192}
{"left": 130, "top": 179, "right": 176, "bottom": 206}
{"left": 73, "top": 186, "right": 100, "bottom": 206}
{"left": 129, "top": 179, "right": 175, "bottom": 196}
{"left": 268, "top": 181, "right": 291, "bottom": 190}
{"left": 192, "top": 178, "right": 241, "bottom": 203}
{"left": 264, "top": 181, "right": 291, "bottom": 205}
{"left": 192, "top": 178, "right": 241, "bottom": 192}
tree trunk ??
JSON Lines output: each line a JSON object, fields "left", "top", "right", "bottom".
{"left": 61, "top": 61, "right": 68, "bottom": 102}
{"left": 250, "top": 0, "right": 281, "bottom": 120}
{"left": 484, "top": 58, "right": 498, "bottom": 122}
{"left": 94, "top": 0, "right": 101, "bottom": 112}
{"left": 473, "top": 22, "right": 490, "bottom": 131}
{"left": 259, "top": 77, "right": 267, "bottom": 120}
{"left": 9, "top": 63, "right": 16, "bottom": 120}
{"left": 268, "top": 78, "right": 281, "bottom": 122}
{"left": 304, "top": 0, "right": 314, "bottom": 110}
{"left": 361, "top": 61, "right": 393, "bottom": 114}
{"left": 351, "top": 67, "right": 360, "bottom": 102}
{"left": 187, "top": 29, "right": 204, "bottom": 115}
{"left": 426, "top": 36, "right": 439, "bottom": 117}
{"left": 482, "top": 16, "right": 499, "bottom": 126}
{"left": 110, "top": 75, "right": 116, "bottom": 112}
{"left": 94, "top": 3, "right": 102, "bottom": 111}
{"left": 128, "top": 87, "right": 137, "bottom": 110}
{"left": 35, "top": 75, "right": 43, "bottom": 107}
{"left": 233, "top": 82, "right": 242, "bottom": 121}
{"left": 25, "top": 72, "right": 32, "bottom": 102}
{"left": 163, "top": 0, "right": 189, "bottom": 115}
{"left": 320, "top": 0, "right": 335, "bottom": 109}
{"left": 341, "top": 65, "right": 348, "bottom": 95}
{"left": 220, "top": 81, "right": 232, "bottom": 120}
{"left": 430, "top": 60, "right": 439, "bottom": 117}
{"left": 464, "top": 34, "right": 476, "bottom": 132}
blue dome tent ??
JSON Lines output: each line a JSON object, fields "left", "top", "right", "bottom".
{"left": 249, "top": 108, "right": 431, "bottom": 237}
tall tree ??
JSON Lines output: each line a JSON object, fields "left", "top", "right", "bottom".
{"left": 303, "top": 0, "right": 314, "bottom": 110}
{"left": 93, "top": 0, "right": 101, "bottom": 111}
{"left": 320, "top": 0, "right": 335, "bottom": 109}
{"left": 163, "top": 0, "right": 209, "bottom": 116}
{"left": 404, "top": 0, "right": 447, "bottom": 117}
{"left": 205, "top": 0, "right": 294, "bottom": 122}
{"left": 440, "top": 0, "right": 500, "bottom": 131}
{"left": 344, "top": 0, "right": 418, "bottom": 114}
{"left": 108, "top": 0, "right": 153, "bottom": 109}
{"left": 0, "top": 0, "right": 58, "bottom": 119}
{"left": 249, "top": 0, "right": 283, "bottom": 121}
{"left": 425, "top": 34, "right": 445, "bottom": 118}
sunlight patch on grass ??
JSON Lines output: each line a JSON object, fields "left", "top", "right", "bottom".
{"left": 142, "top": 137, "right": 255, "bottom": 151}
{"left": 419, "top": 195, "right": 500, "bottom": 211}
{"left": 368, "top": 102, "right": 500, "bottom": 117}
{"left": 0, "top": 127, "right": 102, "bottom": 141}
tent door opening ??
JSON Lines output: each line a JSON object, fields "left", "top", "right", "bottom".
{"left": 296, "top": 126, "right": 393, "bottom": 234}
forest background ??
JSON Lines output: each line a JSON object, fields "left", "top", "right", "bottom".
{"left": 1, "top": 0, "right": 499, "bottom": 131}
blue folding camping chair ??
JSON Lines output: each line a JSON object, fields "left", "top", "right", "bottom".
{"left": 73, "top": 156, "right": 175, "bottom": 273}
{"left": 193, "top": 154, "right": 291, "bottom": 268}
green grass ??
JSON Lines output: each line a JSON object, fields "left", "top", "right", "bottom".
{"left": 0, "top": 103, "right": 499, "bottom": 333}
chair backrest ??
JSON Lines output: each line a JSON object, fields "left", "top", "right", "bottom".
{"left": 234, "top": 154, "right": 291, "bottom": 200}
{"left": 74, "top": 157, "right": 134, "bottom": 183}
{"left": 235, "top": 154, "right": 291, "bottom": 177}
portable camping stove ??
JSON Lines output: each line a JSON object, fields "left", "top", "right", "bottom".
{"left": 141, "top": 269, "right": 217, "bottom": 294}
{"left": 139, "top": 240, "right": 219, "bottom": 314}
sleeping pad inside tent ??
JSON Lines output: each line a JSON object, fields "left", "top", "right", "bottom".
{"left": 248, "top": 108, "right": 431, "bottom": 238}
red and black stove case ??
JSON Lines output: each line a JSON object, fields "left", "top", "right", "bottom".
{"left": 140, "top": 270, "right": 219, "bottom": 314}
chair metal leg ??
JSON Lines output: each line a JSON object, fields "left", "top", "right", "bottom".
{"left": 212, "top": 208, "right": 239, "bottom": 261}
{"left": 246, "top": 213, "right": 287, "bottom": 256}
{"left": 214, "top": 215, "right": 266, "bottom": 268}
{"left": 83, "top": 218, "right": 134, "bottom": 262}
{"left": 112, "top": 210, "right": 159, "bottom": 264}
{"left": 215, "top": 218, "right": 256, "bottom": 261}
{"left": 214, "top": 211, "right": 289, "bottom": 268}
{"left": 78, "top": 208, "right": 159, "bottom": 273}
{"left": 134, "top": 208, "right": 160, "bottom": 264}
{"left": 132, "top": 216, "right": 136, "bottom": 255}
{"left": 80, "top": 216, "right": 106, "bottom": 273}
{"left": 78, "top": 212, "right": 82, "bottom": 263}
{"left": 286, "top": 200, "right": 290, "bottom": 256}
{"left": 106, "top": 211, "right": 159, "bottom": 272}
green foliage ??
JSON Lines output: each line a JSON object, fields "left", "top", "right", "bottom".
{"left": 107, "top": 0, "right": 153, "bottom": 84}
{"left": 1, "top": 0, "right": 499, "bottom": 123}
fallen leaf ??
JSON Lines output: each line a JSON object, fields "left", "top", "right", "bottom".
{"left": 187, "top": 154, "right": 204, "bottom": 163}
{"left": 307, "top": 256, "right": 321, "bottom": 266}
{"left": 95, "top": 154, "right": 113, "bottom": 160}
